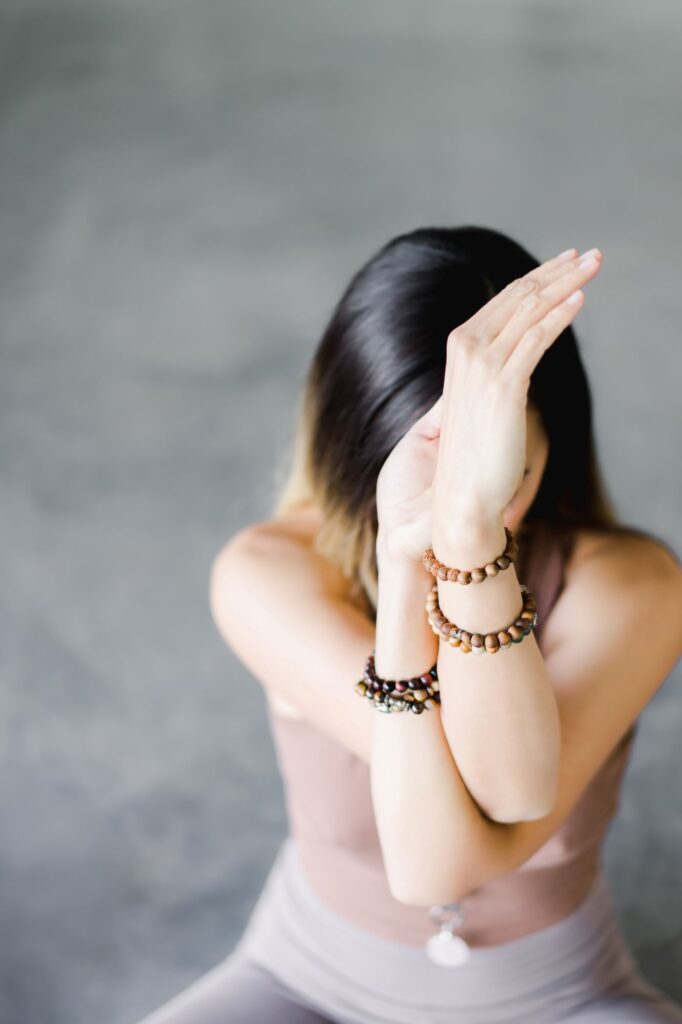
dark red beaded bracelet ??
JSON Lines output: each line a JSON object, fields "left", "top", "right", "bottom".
{"left": 354, "top": 650, "right": 440, "bottom": 714}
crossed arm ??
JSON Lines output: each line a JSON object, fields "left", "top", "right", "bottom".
{"left": 210, "top": 518, "right": 682, "bottom": 906}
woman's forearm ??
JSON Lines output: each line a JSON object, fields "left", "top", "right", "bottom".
{"left": 370, "top": 527, "right": 509, "bottom": 906}
{"left": 432, "top": 509, "right": 561, "bottom": 822}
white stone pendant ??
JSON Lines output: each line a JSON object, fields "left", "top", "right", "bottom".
{"left": 426, "top": 900, "right": 471, "bottom": 967}
{"left": 425, "top": 927, "right": 471, "bottom": 966}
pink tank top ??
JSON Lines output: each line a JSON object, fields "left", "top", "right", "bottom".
{"left": 266, "top": 529, "right": 638, "bottom": 947}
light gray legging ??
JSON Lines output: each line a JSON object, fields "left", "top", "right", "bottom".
{"left": 134, "top": 838, "right": 682, "bottom": 1024}
{"left": 137, "top": 954, "right": 332, "bottom": 1024}
{"left": 135, "top": 947, "right": 682, "bottom": 1024}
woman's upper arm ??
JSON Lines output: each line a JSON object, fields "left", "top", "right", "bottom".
{"left": 209, "top": 522, "right": 376, "bottom": 763}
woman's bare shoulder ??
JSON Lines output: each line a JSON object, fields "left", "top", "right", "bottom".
{"left": 246, "top": 504, "right": 324, "bottom": 547}
{"left": 229, "top": 504, "right": 355, "bottom": 597}
{"left": 542, "top": 525, "right": 681, "bottom": 656}
{"left": 213, "top": 505, "right": 352, "bottom": 723}
{"left": 564, "top": 526, "right": 680, "bottom": 582}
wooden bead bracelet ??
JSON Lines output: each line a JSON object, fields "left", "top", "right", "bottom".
{"left": 425, "top": 582, "right": 538, "bottom": 653}
{"left": 422, "top": 526, "right": 518, "bottom": 584}
{"left": 354, "top": 650, "right": 440, "bottom": 714}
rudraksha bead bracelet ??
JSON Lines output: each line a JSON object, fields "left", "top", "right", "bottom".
{"left": 422, "top": 526, "right": 518, "bottom": 584}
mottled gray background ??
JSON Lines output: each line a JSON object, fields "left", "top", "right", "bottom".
{"left": 1, "top": 1, "right": 681, "bottom": 1022}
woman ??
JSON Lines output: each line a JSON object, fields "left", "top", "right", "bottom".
{"left": 138, "top": 227, "right": 682, "bottom": 1023}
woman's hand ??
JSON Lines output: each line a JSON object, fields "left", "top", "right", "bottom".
{"left": 376, "top": 245, "right": 603, "bottom": 567}
{"left": 432, "top": 246, "right": 603, "bottom": 545}
{"left": 376, "top": 393, "right": 445, "bottom": 565}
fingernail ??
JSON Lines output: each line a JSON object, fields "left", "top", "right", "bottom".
{"left": 579, "top": 247, "right": 601, "bottom": 264}
{"left": 566, "top": 289, "right": 584, "bottom": 305}
{"left": 557, "top": 248, "right": 576, "bottom": 259}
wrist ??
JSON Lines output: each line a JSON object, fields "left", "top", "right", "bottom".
{"left": 431, "top": 512, "right": 507, "bottom": 569}
{"left": 375, "top": 529, "right": 439, "bottom": 681}
{"left": 376, "top": 524, "right": 420, "bottom": 573}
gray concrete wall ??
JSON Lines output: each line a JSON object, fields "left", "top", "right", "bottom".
{"left": 1, "top": 2, "right": 681, "bottom": 1022}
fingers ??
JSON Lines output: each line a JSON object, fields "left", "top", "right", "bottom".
{"left": 501, "top": 287, "right": 585, "bottom": 385}
{"left": 459, "top": 247, "right": 578, "bottom": 342}
{"left": 491, "top": 249, "right": 602, "bottom": 365}
{"left": 523, "top": 250, "right": 601, "bottom": 318}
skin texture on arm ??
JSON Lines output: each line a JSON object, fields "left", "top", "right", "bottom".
{"left": 427, "top": 401, "right": 560, "bottom": 822}
{"left": 431, "top": 510, "right": 561, "bottom": 823}
{"left": 369, "top": 529, "right": 505, "bottom": 904}
{"left": 209, "top": 515, "right": 375, "bottom": 763}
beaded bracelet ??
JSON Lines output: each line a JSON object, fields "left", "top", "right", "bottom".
{"left": 354, "top": 649, "right": 440, "bottom": 714}
{"left": 425, "top": 583, "right": 538, "bottom": 653}
{"left": 422, "top": 527, "right": 518, "bottom": 584}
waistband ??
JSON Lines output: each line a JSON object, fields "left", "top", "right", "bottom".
{"left": 234, "top": 835, "right": 638, "bottom": 1020}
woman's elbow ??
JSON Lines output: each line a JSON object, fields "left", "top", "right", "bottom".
{"left": 485, "top": 800, "right": 554, "bottom": 824}
{"left": 387, "top": 867, "right": 474, "bottom": 908}
{"left": 483, "top": 777, "right": 559, "bottom": 824}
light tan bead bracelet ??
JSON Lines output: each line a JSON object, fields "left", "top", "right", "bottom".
{"left": 425, "top": 582, "right": 538, "bottom": 654}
